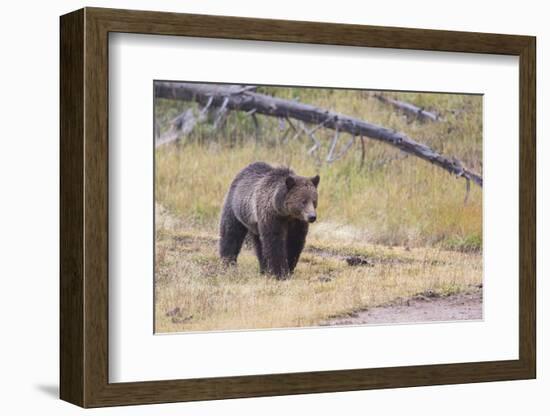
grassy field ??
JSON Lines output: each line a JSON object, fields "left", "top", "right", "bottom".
{"left": 154, "top": 86, "right": 483, "bottom": 333}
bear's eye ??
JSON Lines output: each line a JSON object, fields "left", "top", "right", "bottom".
{"left": 302, "top": 199, "right": 308, "bottom": 205}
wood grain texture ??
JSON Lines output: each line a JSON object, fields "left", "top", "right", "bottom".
{"left": 87, "top": 7, "right": 532, "bottom": 54}
{"left": 518, "top": 38, "right": 536, "bottom": 375}
{"left": 83, "top": 9, "right": 110, "bottom": 406}
{"left": 59, "top": 8, "right": 84, "bottom": 407}
{"left": 59, "top": 7, "right": 537, "bottom": 408}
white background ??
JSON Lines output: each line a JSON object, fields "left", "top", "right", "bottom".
{"left": 110, "top": 34, "right": 519, "bottom": 382}
{"left": 0, "top": 0, "right": 546, "bottom": 415}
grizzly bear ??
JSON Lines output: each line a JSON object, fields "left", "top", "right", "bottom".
{"left": 219, "top": 162, "right": 320, "bottom": 279}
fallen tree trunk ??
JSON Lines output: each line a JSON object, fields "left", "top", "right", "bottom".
{"left": 155, "top": 82, "right": 482, "bottom": 187}
{"left": 373, "top": 93, "right": 442, "bottom": 122}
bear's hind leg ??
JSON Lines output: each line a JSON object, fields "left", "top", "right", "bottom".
{"left": 219, "top": 205, "right": 248, "bottom": 266}
{"left": 287, "top": 220, "right": 309, "bottom": 273}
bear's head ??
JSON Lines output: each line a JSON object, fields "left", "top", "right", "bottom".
{"left": 284, "top": 174, "right": 320, "bottom": 223}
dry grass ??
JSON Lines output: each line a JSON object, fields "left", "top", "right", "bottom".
{"left": 154, "top": 86, "right": 483, "bottom": 333}
{"left": 156, "top": 141, "right": 482, "bottom": 248}
{"left": 156, "top": 89, "right": 482, "bottom": 248}
{"left": 155, "top": 205, "right": 482, "bottom": 333}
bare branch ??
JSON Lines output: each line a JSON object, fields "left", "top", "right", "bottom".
{"left": 155, "top": 82, "right": 482, "bottom": 187}
{"left": 232, "top": 85, "right": 258, "bottom": 95}
{"left": 302, "top": 123, "right": 321, "bottom": 155}
{"left": 251, "top": 112, "right": 261, "bottom": 142}
{"left": 359, "top": 135, "right": 366, "bottom": 170}
{"left": 373, "top": 93, "right": 443, "bottom": 122}
{"left": 200, "top": 96, "right": 214, "bottom": 117}
{"left": 285, "top": 116, "right": 299, "bottom": 133}
{"left": 326, "top": 124, "right": 340, "bottom": 162}
{"left": 213, "top": 97, "right": 229, "bottom": 128}
{"left": 156, "top": 108, "right": 198, "bottom": 147}
{"left": 328, "top": 135, "right": 355, "bottom": 163}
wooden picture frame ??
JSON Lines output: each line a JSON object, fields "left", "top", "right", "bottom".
{"left": 60, "top": 7, "right": 536, "bottom": 408}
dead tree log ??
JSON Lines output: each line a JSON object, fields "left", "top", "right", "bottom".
{"left": 155, "top": 82, "right": 482, "bottom": 187}
{"left": 373, "top": 93, "right": 442, "bottom": 122}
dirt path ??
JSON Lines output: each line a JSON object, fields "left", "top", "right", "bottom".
{"left": 323, "top": 288, "right": 482, "bottom": 326}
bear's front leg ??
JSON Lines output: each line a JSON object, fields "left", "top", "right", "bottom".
{"left": 259, "top": 220, "right": 289, "bottom": 279}
{"left": 287, "top": 219, "right": 309, "bottom": 273}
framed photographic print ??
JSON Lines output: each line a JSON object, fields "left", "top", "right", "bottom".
{"left": 60, "top": 7, "right": 536, "bottom": 408}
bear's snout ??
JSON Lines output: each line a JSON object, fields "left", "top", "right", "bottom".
{"left": 307, "top": 214, "right": 317, "bottom": 223}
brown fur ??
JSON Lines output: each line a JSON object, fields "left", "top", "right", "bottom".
{"left": 219, "top": 162, "right": 319, "bottom": 279}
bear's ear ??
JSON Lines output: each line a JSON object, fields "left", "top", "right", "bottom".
{"left": 285, "top": 176, "right": 296, "bottom": 190}
{"left": 311, "top": 175, "right": 320, "bottom": 188}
